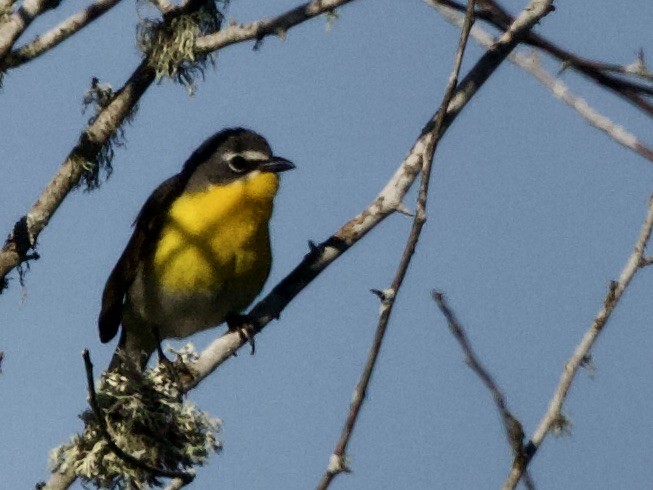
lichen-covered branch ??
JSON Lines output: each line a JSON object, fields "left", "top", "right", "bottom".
{"left": 0, "top": 60, "right": 155, "bottom": 290}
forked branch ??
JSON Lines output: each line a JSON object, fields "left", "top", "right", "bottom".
{"left": 503, "top": 193, "right": 653, "bottom": 489}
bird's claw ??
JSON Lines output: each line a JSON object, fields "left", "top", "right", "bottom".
{"left": 226, "top": 313, "right": 257, "bottom": 355}
{"left": 152, "top": 326, "right": 180, "bottom": 384}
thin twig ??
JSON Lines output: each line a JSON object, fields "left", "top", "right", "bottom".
{"left": 432, "top": 292, "right": 535, "bottom": 490}
{"left": 502, "top": 193, "right": 653, "bottom": 489}
{"left": 478, "top": 0, "right": 653, "bottom": 98}
{"left": 425, "top": 0, "right": 653, "bottom": 117}
{"left": 2, "top": 0, "right": 124, "bottom": 70}
{"left": 316, "top": 1, "right": 477, "bottom": 487}
{"left": 596, "top": 50, "right": 653, "bottom": 82}
{"left": 641, "top": 256, "right": 653, "bottom": 267}
{"left": 82, "top": 350, "right": 195, "bottom": 483}
{"left": 432, "top": 2, "right": 653, "bottom": 163}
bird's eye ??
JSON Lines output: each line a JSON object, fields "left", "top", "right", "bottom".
{"left": 228, "top": 156, "right": 249, "bottom": 174}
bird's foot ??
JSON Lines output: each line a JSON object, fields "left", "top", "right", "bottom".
{"left": 151, "top": 327, "right": 181, "bottom": 387}
{"left": 226, "top": 313, "right": 258, "bottom": 355}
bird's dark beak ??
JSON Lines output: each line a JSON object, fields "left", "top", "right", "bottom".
{"left": 260, "top": 157, "right": 295, "bottom": 173}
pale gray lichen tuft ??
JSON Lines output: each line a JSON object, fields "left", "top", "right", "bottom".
{"left": 137, "top": 0, "right": 228, "bottom": 94}
{"left": 76, "top": 77, "right": 139, "bottom": 190}
{"left": 49, "top": 345, "right": 221, "bottom": 489}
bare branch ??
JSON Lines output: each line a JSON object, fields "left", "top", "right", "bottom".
{"left": 425, "top": 0, "right": 653, "bottom": 116}
{"left": 511, "top": 53, "right": 653, "bottom": 162}
{"left": 477, "top": 0, "right": 653, "bottom": 98}
{"left": 502, "top": 193, "right": 653, "bottom": 489}
{"left": 2, "top": 0, "right": 124, "bottom": 70}
{"left": 433, "top": 2, "right": 653, "bottom": 163}
{"left": 195, "top": 0, "right": 354, "bottom": 53}
{"left": 433, "top": 291, "right": 535, "bottom": 489}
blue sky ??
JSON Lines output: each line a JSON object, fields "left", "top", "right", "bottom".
{"left": 2, "top": 0, "right": 653, "bottom": 488}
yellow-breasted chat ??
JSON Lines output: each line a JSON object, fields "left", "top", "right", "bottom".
{"left": 98, "top": 128, "right": 294, "bottom": 369}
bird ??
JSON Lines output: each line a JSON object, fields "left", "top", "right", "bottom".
{"left": 98, "top": 128, "right": 295, "bottom": 370}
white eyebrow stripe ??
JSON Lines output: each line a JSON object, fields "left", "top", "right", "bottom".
{"left": 224, "top": 150, "right": 269, "bottom": 161}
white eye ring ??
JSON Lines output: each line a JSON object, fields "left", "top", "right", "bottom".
{"left": 228, "top": 156, "right": 248, "bottom": 173}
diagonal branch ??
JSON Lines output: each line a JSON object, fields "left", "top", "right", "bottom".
{"left": 195, "top": 0, "right": 352, "bottom": 53}
{"left": 433, "top": 291, "right": 535, "bottom": 490}
{"left": 425, "top": 0, "right": 653, "bottom": 117}
{"left": 477, "top": 0, "right": 653, "bottom": 100}
{"left": 0, "top": 0, "right": 59, "bottom": 61}
{"left": 502, "top": 193, "right": 653, "bottom": 489}
{"left": 2, "top": 0, "right": 124, "bottom": 70}
{"left": 433, "top": 2, "right": 653, "bottom": 163}
{"left": 0, "top": 59, "right": 155, "bottom": 290}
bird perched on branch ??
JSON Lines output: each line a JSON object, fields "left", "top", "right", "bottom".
{"left": 98, "top": 128, "right": 295, "bottom": 370}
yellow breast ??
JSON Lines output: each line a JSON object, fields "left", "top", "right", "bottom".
{"left": 152, "top": 171, "right": 279, "bottom": 302}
